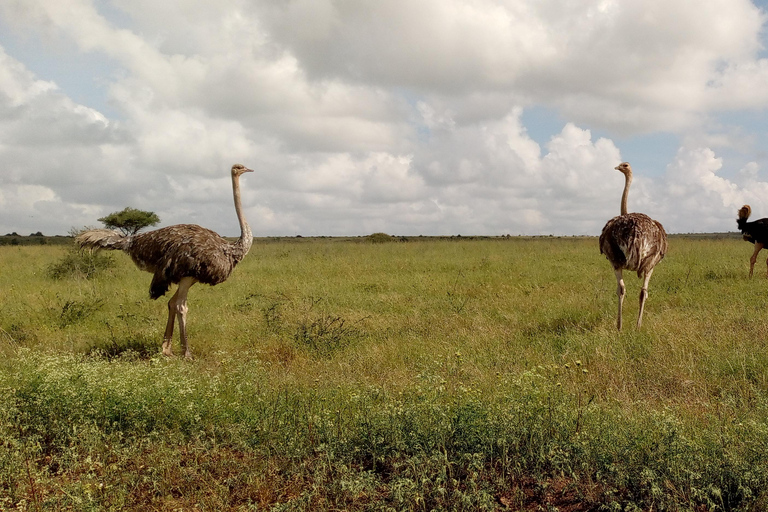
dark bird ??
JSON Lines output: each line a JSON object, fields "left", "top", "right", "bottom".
{"left": 737, "top": 205, "right": 768, "bottom": 278}
{"left": 76, "top": 164, "right": 254, "bottom": 359}
{"left": 599, "top": 162, "right": 667, "bottom": 331}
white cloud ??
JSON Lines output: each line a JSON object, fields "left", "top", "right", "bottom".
{"left": 654, "top": 147, "right": 768, "bottom": 233}
{"left": 2, "top": 0, "right": 768, "bottom": 237}
{"left": 0, "top": 183, "right": 105, "bottom": 235}
{"left": 0, "top": 45, "right": 138, "bottom": 234}
{"left": 0, "top": 49, "right": 57, "bottom": 106}
{"left": 255, "top": 0, "right": 768, "bottom": 132}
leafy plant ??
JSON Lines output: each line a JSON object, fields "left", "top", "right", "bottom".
{"left": 55, "top": 297, "right": 105, "bottom": 328}
{"left": 47, "top": 249, "right": 115, "bottom": 280}
{"left": 87, "top": 322, "right": 158, "bottom": 360}
{"left": 294, "top": 315, "right": 365, "bottom": 356}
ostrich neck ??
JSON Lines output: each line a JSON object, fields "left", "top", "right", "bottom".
{"left": 620, "top": 172, "right": 632, "bottom": 216}
{"left": 232, "top": 174, "right": 253, "bottom": 258}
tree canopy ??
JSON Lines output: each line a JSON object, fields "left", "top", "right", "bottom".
{"left": 98, "top": 207, "right": 160, "bottom": 236}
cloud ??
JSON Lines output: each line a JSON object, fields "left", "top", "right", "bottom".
{"left": 2, "top": 0, "right": 768, "bottom": 237}
{"left": 0, "top": 47, "right": 115, "bottom": 148}
{"left": 0, "top": 46, "right": 135, "bottom": 233}
{"left": 255, "top": 0, "right": 768, "bottom": 132}
{"left": 655, "top": 147, "right": 768, "bottom": 233}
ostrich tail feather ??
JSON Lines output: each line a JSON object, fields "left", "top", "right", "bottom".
{"left": 738, "top": 205, "right": 752, "bottom": 230}
{"left": 75, "top": 229, "right": 131, "bottom": 251}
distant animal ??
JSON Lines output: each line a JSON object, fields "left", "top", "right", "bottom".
{"left": 77, "top": 164, "right": 254, "bottom": 359}
{"left": 599, "top": 162, "right": 668, "bottom": 331}
{"left": 737, "top": 205, "right": 768, "bottom": 278}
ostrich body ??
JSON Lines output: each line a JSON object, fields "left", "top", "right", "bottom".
{"left": 737, "top": 205, "right": 768, "bottom": 278}
{"left": 76, "top": 164, "right": 254, "bottom": 359}
{"left": 599, "top": 162, "right": 667, "bottom": 331}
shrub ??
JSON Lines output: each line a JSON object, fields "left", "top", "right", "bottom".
{"left": 87, "top": 339, "right": 157, "bottom": 360}
{"left": 294, "top": 315, "right": 365, "bottom": 356}
{"left": 47, "top": 249, "right": 115, "bottom": 280}
{"left": 55, "top": 297, "right": 105, "bottom": 328}
{"left": 365, "top": 232, "right": 394, "bottom": 244}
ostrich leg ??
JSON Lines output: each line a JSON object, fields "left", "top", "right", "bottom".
{"left": 162, "top": 277, "right": 197, "bottom": 358}
{"left": 637, "top": 268, "right": 655, "bottom": 329}
{"left": 614, "top": 268, "right": 626, "bottom": 331}
{"left": 162, "top": 296, "right": 178, "bottom": 357}
{"left": 176, "top": 277, "right": 197, "bottom": 360}
{"left": 749, "top": 243, "right": 763, "bottom": 278}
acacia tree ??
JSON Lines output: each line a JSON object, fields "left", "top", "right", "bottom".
{"left": 98, "top": 207, "right": 160, "bottom": 236}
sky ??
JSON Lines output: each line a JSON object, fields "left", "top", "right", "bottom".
{"left": 3, "top": 0, "right": 768, "bottom": 237}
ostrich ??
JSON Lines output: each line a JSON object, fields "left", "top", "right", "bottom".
{"left": 599, "top": 162, "right": 667, "bottom": 331}
{"left": 737, "top": 205, "right": 768, "bottom": 278}
{"left": 76, "top": 164, "right": 254, "bottom": 359}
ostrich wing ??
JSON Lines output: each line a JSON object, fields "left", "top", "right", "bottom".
{"left": 129, "top": 224, "right": 240, "bottom": 299}
{"left": 742, "top": 218, "right": 768, "bottom": 245}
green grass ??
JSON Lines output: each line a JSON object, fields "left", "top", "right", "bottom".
{"left": 1, "top": 235, "right": 768, "bottom": 510}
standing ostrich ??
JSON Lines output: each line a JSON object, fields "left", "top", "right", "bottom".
{"left": 599, "top": 162, "right": 668, "bottom": 331}
{"left": 737, "top": 205, "right": 768, "bottom": 278}
{"left": 76, "top": 164, "right": 254, "bottom": 359}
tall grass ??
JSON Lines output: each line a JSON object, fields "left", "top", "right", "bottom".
{"left": 1, "top": 236, "right": 768, "bottom": 510}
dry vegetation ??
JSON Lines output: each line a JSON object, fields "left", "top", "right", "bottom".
{"left": 1, "top": 235, "right": 767, "bottom": 510}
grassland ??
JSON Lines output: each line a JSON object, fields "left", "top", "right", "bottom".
{"left": 1, "top": 234, "right": 768, "bottom": 510}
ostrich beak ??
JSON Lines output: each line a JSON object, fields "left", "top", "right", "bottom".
{"left": 614, "top": 165, "right": 621, "bottom": 170}
{"left": 244, "top": 167, "right": 254, "bottom": 173}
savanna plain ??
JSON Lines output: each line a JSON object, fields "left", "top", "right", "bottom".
{"left": 1, "top": 234, "right": 768, "bottom": 511}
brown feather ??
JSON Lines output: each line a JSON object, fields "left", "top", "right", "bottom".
{"left": 128, "top": 224, "right": 247, "bottom": 299}
{"left": 738, "top": 205, "right": 751, "bottom": 223}
{"left": 600, "top": 213, "right": 667, "bottom": 278}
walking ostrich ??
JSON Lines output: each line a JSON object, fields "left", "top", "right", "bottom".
{"left": 599, "top": 162, "right": 667, "bottom": 331}
{"left": 737, "top": 205, "right": 768, "bottom": 278}
{"left": 76, "top": 164, "right": 254, "bottom": 359}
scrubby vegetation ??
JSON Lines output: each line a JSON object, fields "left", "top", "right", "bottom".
{"left": 46, "top": 249, "right": 115, "bottom": 280}
{"left": 1, "top": 235, "right": 767, "bottom": 510}
{"left": 365, "top": 232, "right": 395, "bottom": 243}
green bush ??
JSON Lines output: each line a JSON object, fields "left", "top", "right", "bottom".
{"left": 365, "top": 232, "right": 394, "bottom": 243}
{"left": 55, "top": 297, "right": 105, "bottom": 328}
{"left": 86, "top": 333, "right": 158, "bottom": 360}
{"left": 47, "top": 249, "right": 115, "bottom": 280}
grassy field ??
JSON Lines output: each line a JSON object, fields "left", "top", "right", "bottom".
{"left": 1, "top": 234, "right": 768, "bottom": 510}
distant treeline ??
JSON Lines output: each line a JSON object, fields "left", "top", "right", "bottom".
{"left": 0, "top": 231, "right": 742, "bottom": 247}
{"left": 0, "top": 234, "right": 73, "bottom": 246}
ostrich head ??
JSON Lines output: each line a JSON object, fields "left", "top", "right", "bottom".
{"left": 615, "top": 162, "right": 632, "bottom": 176}
{"left": 231, "top": 163, "right": 254, "bottom": 177}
